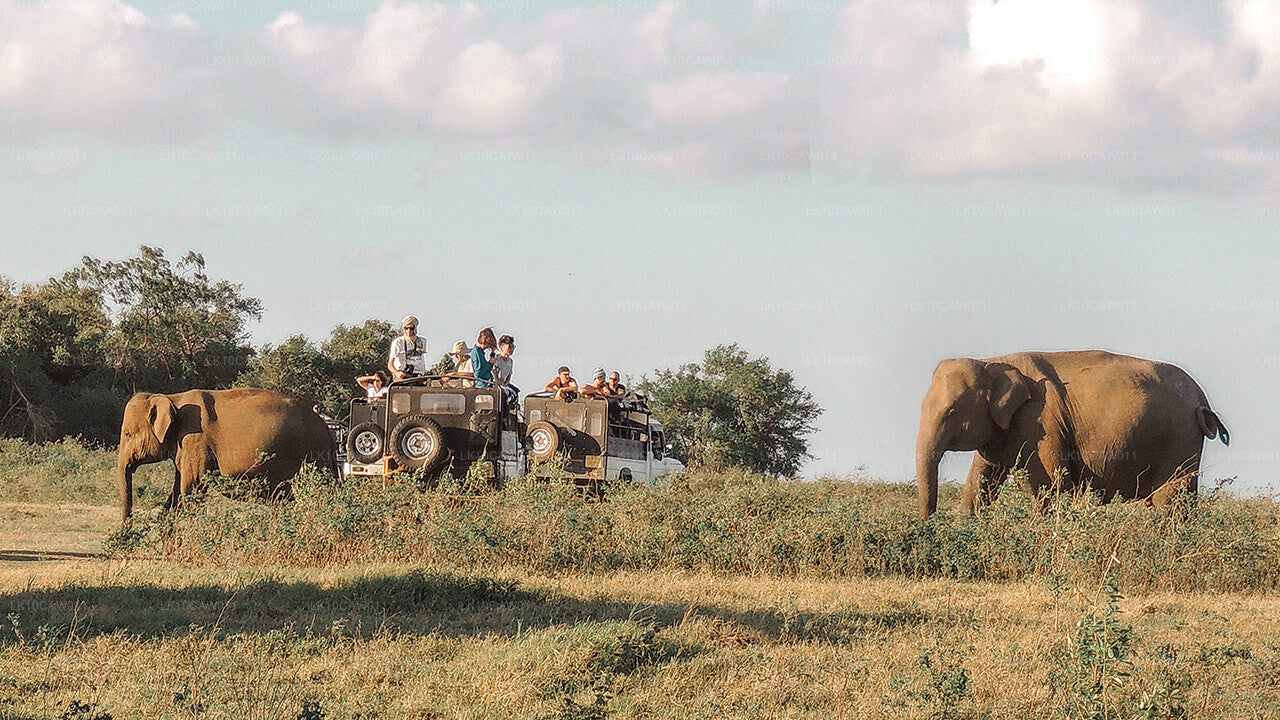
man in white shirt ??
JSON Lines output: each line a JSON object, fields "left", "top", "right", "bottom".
{"left": 387, "top": 315, "right": 427, "bottom": 380}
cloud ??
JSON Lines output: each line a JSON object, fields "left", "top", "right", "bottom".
{"left": 249, "top": 0, "right": 805, "bottom": 174}
{"left": 818, "top": 0, "right": 1280, "bottom": 197}
{"left": 0, "top": 0, "right": 215, "bottom": 141}
{"left": 6, "top": 0, "right": 1280, "bottom": 192}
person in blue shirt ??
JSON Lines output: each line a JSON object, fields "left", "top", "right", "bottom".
{"left": 470, "top": 327, "right": 497, "bottom": 388}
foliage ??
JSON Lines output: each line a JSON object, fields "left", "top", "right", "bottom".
{"left": 0, "top": 276, "right": 115, "bottom": 440}
{"left": 0, "top": 247, "right": 406, "bottom": 439}
{"left": 0, "top": 247, "right": 264, "bottom": 442}
{"left": 321, "top": 319, "right": 396, "bottom": 392}
{"left": 636, "top": 343, "right": 822, "bottom": 476}
{"left": 235, "top": 320, "right": 397, "bottom": 417}
{"left": 93, "top": 454, "right": 1280, "bottom": 594}
{"left": 68, "top": 245, "right": 262, "bottom": 394}
{"left": 1053, "top": 576, "right": 1136, "bottom": 720}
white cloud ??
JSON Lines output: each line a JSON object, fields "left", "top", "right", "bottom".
{"left": 646, "top": 72, "right": 790, "bottom": 127}
{"left": 434, "top": 42, "right": 564, "bottom": 131}
{"left": 253, "top": 0, "right": 800, "bottom": 173}
{"left": 0, "top": 0, "right": 213, "bottom": 140}
{"left": 6, "top": 0, "right": 1280, "bottom": 192}
{"left": 968, "top": 0, "right": 1109, "bottom": 91}
{"left": 819, "top": 0, "right": 1280, "bottom": 197}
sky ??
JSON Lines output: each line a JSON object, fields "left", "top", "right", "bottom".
{"left": 2, "top": 0, "right": 1280, "bottom": 494}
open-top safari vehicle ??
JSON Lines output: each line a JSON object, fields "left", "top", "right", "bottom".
{"left": 522, "top": 392, "right": 684, "bottom": 490}
{"left": 343, "top": 376, "right": 523, "bottom": 485}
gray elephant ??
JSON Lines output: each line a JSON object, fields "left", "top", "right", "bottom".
{"left": 116, "top": 389, "right": 337, "bottom": 523}
{"left": 915, "top": 350, "right": 1229, "bottom": 518}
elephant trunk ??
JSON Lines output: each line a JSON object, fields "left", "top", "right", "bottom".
{"left": 117, "top": 453, "right": 135, "bottom": 524}
{"left": 916, "top": 437, "right": 942, "bottom": 519}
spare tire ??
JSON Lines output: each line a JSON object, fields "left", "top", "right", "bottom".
{"left": 526, "top": 420, "right": 561, "bottom": 463}
{"left": 347, "top": 422, "right": 385, "bottom": 464}
{"left": 389, "top": 415, "right": 447, "bottom": 471}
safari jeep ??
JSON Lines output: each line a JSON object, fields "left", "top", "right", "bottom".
{"left": 344, "top": 377, "right": 523, "bottom": 485}
{"left": 522, "top": 393, "right": 685, "bottom": 488}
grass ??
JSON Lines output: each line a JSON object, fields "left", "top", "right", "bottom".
{"left": 2, "top": 565, "right": 1279, "bottom": 719}
{"left": 2, "top": 438, "right": 1280, "bottom": 719}
{"left": 106, "top": 462, "right": 1280, "bottom": 595}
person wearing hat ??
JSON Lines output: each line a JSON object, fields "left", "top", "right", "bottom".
{"left": 441, "top": 340, "right": 475, "bottom": 387}
{"left": 387, "top": 315, "right": 427, "bottom": 381}
{"left": 580, "top": 367, "right": 610, "bottom": 398}
{"left": 544, "top": 366, "right": 578, "bottom": 400}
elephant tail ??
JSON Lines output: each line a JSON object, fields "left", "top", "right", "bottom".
{"left": 1197, "top": 407, "right": 1230, "bottom": 446}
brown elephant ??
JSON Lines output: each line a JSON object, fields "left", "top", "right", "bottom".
{"left": 116, "top": 388, "right": 337, "bottom": 523}
{"left": 915, "top": 350, "right": 1229, "bottom": 519}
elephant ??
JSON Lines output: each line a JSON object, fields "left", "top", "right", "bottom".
{"left": 116, "top": 388, "right": 337, "bottom": 523}
{"left": 915, "top": 350, "right": 1229, "bottom": 519}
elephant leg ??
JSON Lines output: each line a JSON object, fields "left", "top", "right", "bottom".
{"left": 1013, "top": 439, "right": 1069, "bottom": 514}
{"left": 962, "top": 456, "right": 1008, "bottom": 515}
{"left": 163, "top": 464, "right": 182, "bottom": 511}
{"left": 173, "top": 441, "right": 211, "bottom": 508}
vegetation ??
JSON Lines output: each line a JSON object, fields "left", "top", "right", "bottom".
{"left": 234, "top": 320, "right": 395, "bottom": 418}
{"left": 0, "top": 247, "right": 262, "bottom": 442}
{"left": 2, "top": 249, "right": 402, "bottom": 436}
{"left": 85, "top": 455, "right": 1273, "bottom": 595}
{"left": 636, "top": 344, "right": 822, "bottom": 476}
{"left": 1, "top": 439, "right": 1279, "bottom": 718}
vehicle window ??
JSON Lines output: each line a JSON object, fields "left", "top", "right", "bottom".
{"left": 391, "top": 393, "right": 412, "bottom": 415}
{"left": 474, "top": 394, "right": 494, "bottom": 410}
{"left": 421, "top": 394, "right": 465, "bottom": 414}
{"left": 652, "top": 431, "right": 664, "bottom": 459}
{"left": 588, "top": 410, "right": 604, "bottom": 437}
{"left": 528, "top": 409, "right": 542, "bottom": 421}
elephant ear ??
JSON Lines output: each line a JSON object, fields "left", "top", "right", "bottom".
{"left": 986, "top": 364, "right": 1031, "bottom": 430}
{"left": 150, "top": 395, "right": 176, "bottom": 443}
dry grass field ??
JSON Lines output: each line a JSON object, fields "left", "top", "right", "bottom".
{"left": 2, "top": 439, "right": 1279, "bottom": 719}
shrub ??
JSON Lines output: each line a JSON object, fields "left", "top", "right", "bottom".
{"left": 107, "top": 465, "right": 1280, "bottom": 594}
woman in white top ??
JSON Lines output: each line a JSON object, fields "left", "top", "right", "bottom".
{"left": 356, "top": 371, "right": 389, "bottom": 399}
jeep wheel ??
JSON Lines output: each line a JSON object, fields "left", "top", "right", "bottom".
{"left": 390, "top": 415, "right": 447, "bottom": 471}
{"left": 526, "top": 420, "right": 561, "bottom": 463}
{"left": 348, "top": 423, "right": 385, "bottom": 464}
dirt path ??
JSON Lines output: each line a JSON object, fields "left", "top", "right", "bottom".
{"left": 0, "top": 502, "right": 115, "bottom": 562}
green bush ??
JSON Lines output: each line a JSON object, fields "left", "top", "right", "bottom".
{"left": 108, "top": 464, "right": 1280, "bottom": 594}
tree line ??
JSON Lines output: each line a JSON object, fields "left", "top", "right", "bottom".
{"left": 1, "top": 247, "right": 821, "bottom": 476}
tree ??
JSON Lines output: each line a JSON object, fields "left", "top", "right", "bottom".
{"left": 69, "top": 246, "right": 262, "bottom": 393}
{"left": 322, "top": 319, "right": 396, "bottom": 392}
{"left": 0, "top": 276, "right": 115, "bottom": 441}
{"left": 235, "top": 334, "right": 330, "bottom": 408}
{"left": 636, "top": 344, "right": 822, "bottom": 477}
{"left": 236, "top": 320, "right": 398, "bottom": 417}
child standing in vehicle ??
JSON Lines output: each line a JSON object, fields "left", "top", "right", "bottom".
{"left": 494, "top": 335, "right": 517, "bottom": 393}
{"left": 471, "top": 327, "right": 497, "bottom": 388}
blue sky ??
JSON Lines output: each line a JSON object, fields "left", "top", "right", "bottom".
{"left": 2, "top": 0, "right": 1279, "bottom": 493}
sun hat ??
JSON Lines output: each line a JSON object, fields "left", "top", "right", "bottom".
{"left": 453, "top": 340, "right": 469, "bottom": 353}
{"left": 402, "top": 315, "right": 419, "bottom": 328}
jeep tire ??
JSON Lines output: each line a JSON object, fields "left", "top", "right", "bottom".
{"left": 348, "top": 422, "right": 385, "bottom": 465}
{"left": 390, "top": 415, "right": 447, "bottom": 471}
{"left": 526, "top": 420, "right": 561, "bottom": 463}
